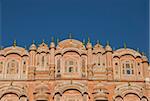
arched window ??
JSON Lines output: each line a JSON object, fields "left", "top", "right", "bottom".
{"left": 65, "top": 59, "right": 77, "bottom": 73}
{"left": 57, "top": 59, "right": 61, "bottom": 73}
{"left": 68, "top": 60, "right": 74, "bottom": 72}
{"left": 23, "top": 61, "right": 26, "bottom": 74}
{"left": 115, "top": 62, "right": 118, "bottom": 74}
{"left": 126, "top": 63, "right": 131, "bottom": 74}
{"left": 122, "top": 61, "right": 134, "bottom": 75}
{"left": 69, "top": 67, "right": 73, "bottom": 72}
{"left": 65, "top": 61, "right": 67, "bottom": 72}
{"left": 98, "top": 55, "right": 100, "bottom": 66}
{"left": 122, "top": 64, "right": 125, "bottom": 74}
{"left": 82, "top": 59, "right": 85, "bottom": 72}
{"left": 42, "top": 56, "right": 44, "bottom": 66}
{"left": 7, "top": 60, "right": 19, "bottom": 74}
{"left": 0, "top": 61, "right": 3, "bottom": 73}
{"left": 69, "top": 61, "right": 73, "bottom": 65}
{"left": 137, "top": 62, "right": 141, "bottom": 75}
{"left": 1, "top": 93, "right": 19, "bottom": 101}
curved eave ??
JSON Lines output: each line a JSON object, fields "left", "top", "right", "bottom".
{"left": 55, "top": 47, "right": 87, "bottom": 56}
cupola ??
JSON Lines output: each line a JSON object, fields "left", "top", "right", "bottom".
{"left": 86, "top": 37, "right": 92, "bottom": 49}
{"left": 37, "top": 40, "right": 49, "bottom": 53}
{"left": 29, "top": 40, "right": 37, "bottom": 51}
{"left": 50, "top": 37, "right": 55, "bottom": 48}
{"left": 93, "top": 40, "right": 105, "bottom": 53}
{"left": 105, "top": 41, "right": 112, "bottom": 51}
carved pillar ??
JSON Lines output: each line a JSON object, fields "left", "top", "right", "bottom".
{"left": 50, "top": 41, "right": 55, "bottom": 79}
{"left": 141, "top": 98, "right": 148, "bottom": 101}
{"left": 86, "top": 40, "right": 93, "bottom": 79}
{"left": 105, "top": 50, "right": 113, "bottom": 80}
{"left": 19, "top": 97, "right": 28, "bottom": 101}
{"left": 54, "top": 94, "right": 61, "bottom": 101}
{"left": 28, "top": 66, "right": 35, "bottom": 80}
{"left": 107, "top": 67, "right": 113, "bottom": 80}
{"left": 115, "top": 98, "right": 123, "bottom": 101}
{"left": 87, "top": 64, "right": 93, "bottom": 79}
{"left": 50, "top": 64, "right": 55, "bottom": 79}
{"left": 83, "top": 94, "right": 88, "bottom": 101}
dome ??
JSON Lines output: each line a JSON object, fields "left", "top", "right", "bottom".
{"left": 94, "top": 43, "right": 102, "bottom": 49}
{"left": 105, "top": 44, "right": 112, "bottom": 51}
{"left": 37, "top": 41, "right": 49, "bottom": 53}
{"left": 57, "top": 39, "right": 85, "bottom": 49}
{"left": 0, "top": 49, "right": 5, "bottom": 56}
{"left": 141, "top": 53, "right": 148, "bottom": 62}
{"left": 50, "top": 42, "right": 55, "bottom": 48}
{"left": 113, "top": 48, "right": 142, "bottom": 58}
{"left": 3, "top": 46, "right": 29, "bottom": 56}
{"left": 29, "top": 43, "right": 37, "bottom": 51}
{"left": 93, "top": 41, "right": 105, "bottom": 53}
{"left": 50, "top": 37, "right": 55, "bottom": 48}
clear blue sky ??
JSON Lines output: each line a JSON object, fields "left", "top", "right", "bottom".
{"left": 0, "top": 0, "right": 149, "bottom": 59}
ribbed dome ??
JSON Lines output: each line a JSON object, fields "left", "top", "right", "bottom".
{"left": 142, "top": 54, "right": 148, "bottom": 62}
{"left": 94, "top": 43, "right": 102, "bottom": 49}
{"left": 86, "top": 42, "right": 92, "bottom": 49}
{"left": 29, "top": 43, "right": 37, "bottom": 51}
{"left": 0, "top": 49, "right": 4, "bottom": 56}
{"left": 105, "top": 41, "right": 112, "bottom": 51}
{"left": 93, "top": 40, "right": 105, "bottom": 53}
{"left": 105, "top": 44, "right": 112, "bottom": 51}
{"left": 50, "top": 42, "right": 55, "bottom": 48}
{"left": 37, "top": 41, "right": 49, "bottom": 53}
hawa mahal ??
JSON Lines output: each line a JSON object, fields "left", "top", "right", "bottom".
{"left": 0, "top": 37, "right": 149, "bottom": 101}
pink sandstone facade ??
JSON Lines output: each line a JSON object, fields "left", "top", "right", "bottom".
{"left": 0, "top": 38, "right": 150, "bottom": 101}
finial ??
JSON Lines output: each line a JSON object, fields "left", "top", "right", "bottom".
{"left": 124, "top": 42, "right": 126, "bottom": 49}
{"left": 24, "top": 45, "right": 27, "bottom": 50}
{"left": 13, "top": 40, "right": 16, "bottom": 47}
{"left": 106, "top": 40, "right": 109, "bottom": 45}
{"left": 82, "top": 39, "right": 85, "bottom": 45}
{"left": 42, "top": 39, "right": 44, "bottom": 43}
{"left": 57, "top": 38, "right": 59, "bottom": 44}
{"left": 137, "top": 48, "right": 139, "bottom": 52}
{"left": 69, "top": 33, "right": 72, "bottom": 39}
{"left": 51, "top": 36, "right": 54, "bottom": 42}
{"left": 88, "top": 37, "right": 90, "bottom": 43}
{"left": 0, "top": 46, "right": 3, "bottom": 50}
{"left": 113, "top": 47, "right": 115, "bottom": 50}
{"left": 141, "top": 52, "right": 145, "bottom": 56}
{"left": 97, "top": 40, "right": 99, "bottom": 44}
{"left": 32, "top": 40, "right": 35, "bottom": 44}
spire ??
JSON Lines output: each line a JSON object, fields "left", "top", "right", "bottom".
{"left": 86, "top": 37, "right": 92, "bottom": 49}
{"left": 13, "top": 40, "right": 16, "bottom": 47}
{"left": 57, "top": 38, "right": 59, "bottom": 44}
{"left": 0, "top": 46, "right": 3, "bottom": 50}
{"left": 51, "top": 36, "right": 54, "bottom": 42}
{"left": 88, "top": 37, "right": 90, "bottom": 43}
{"left": 69, "top": 33, "right": 72, "bottom": 39}
{"left": 24, "top": 45, "right": 27, "bottom": 50}
{"left": 42, "top": 39, "right": 44, "bottom": 43}
{"left": 97, "top": 40, "right": 99, "bottom": 44}
{"left": 124, "top": 42, "right": 126, "bottom": 49}
{"left": 50, "top": 37, "right": 55, "bottom": 48}
{"left": 105, "top": 40, "right": 112, "bottom": 51}
{"left": 141, "top": 52, "right": 145, "bottom": 56}
{"left": 32, "top": 40, "right": 35, "bottom": 44}
{"left": 137, "top": 48, "right": 139, "bottom": 52}
{"left": 106, "top": 40, "right": 109, "bottom": 45}
{"left": 82, "top": 39, "right": 85, "bottom": 46}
